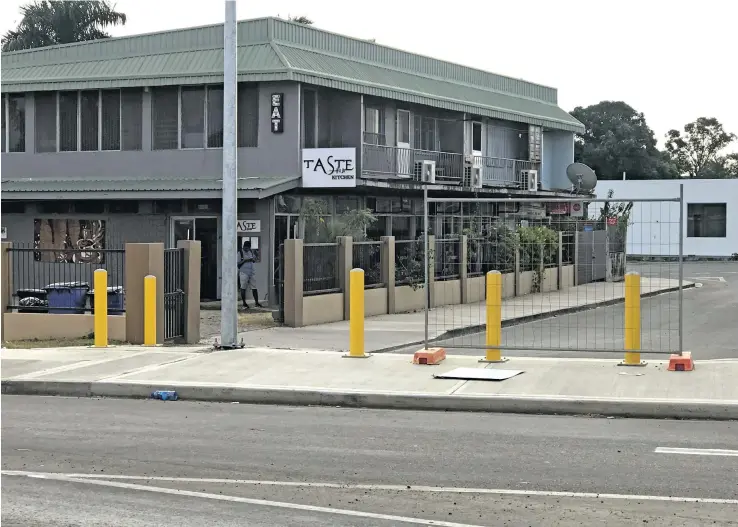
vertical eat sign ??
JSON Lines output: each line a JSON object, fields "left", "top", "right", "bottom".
{"left": 271, "top": 93, "right": 284, "bottom": 133}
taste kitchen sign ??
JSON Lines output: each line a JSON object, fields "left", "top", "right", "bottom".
{"left": 301, "top": 148, "right": 357, "bottom": 188}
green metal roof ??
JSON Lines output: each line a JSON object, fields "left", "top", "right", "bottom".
{"left": 1, "top": 17, "right": 582, "bottom": 132}
{"left": 0, "top": 175, "right": 299, "bottom": 199}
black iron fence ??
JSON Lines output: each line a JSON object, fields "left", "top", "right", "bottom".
{"left": 303, "top": 243, "right": 340, "bottom": 295}
{"left": 434, "top": 238, "right": 460, "bottom": 281}
{"left": 7, "top": 243, "right": 125, "bottom": 314}
{"left": 163, "top": 248, "right": 185, "bottom": 340}
{"left": 352, "top": 241, "right": 383, "bottom": 288}
{"left": 466, "top": 238, "right": 516, "bottom": 277}
{"left": 395, "top": 239, "right": 424, "bottom": 286}
{"left": 562, "top": 231, "right": 575, "bottom": 265}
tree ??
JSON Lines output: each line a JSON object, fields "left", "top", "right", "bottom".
{"left": 2, "top": 0, "right": 126, "bottom": 52}
{"left": 700, "top": 152, "right": 738, "bottom": 179}
{"left": 665, "top": 117, "right": 737, "bottom": 178}
{"left": 571, "top": 101, "right": 678, "bottom": 180}
{"left": 287, "top": 15, "right": 313, "bottom": 25}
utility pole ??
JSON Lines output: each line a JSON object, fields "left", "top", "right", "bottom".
{"left": 220, "top": 0, "right": 238, "bottom": 348}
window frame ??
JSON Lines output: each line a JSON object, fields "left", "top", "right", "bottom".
{"left": 687, "top": 202, "right": 727, "bottom": 238}
{"left": 2, "top": 94, "right": 27, "bottom": 153}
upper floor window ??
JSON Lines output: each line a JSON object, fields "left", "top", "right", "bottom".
{"left": 33, "top": 89, "right": 143, "bottom": 153}
{"left": 2, "top": 94, "right": 26, "bottom": 153}
{"left": 363, "top": 106, "right": 385, "bottom": 146}
{"left": 302, "top": 89, "right": 317, "bottom": 148}
{"left": 152, "top": 83, "right": 258, "bottom": 150}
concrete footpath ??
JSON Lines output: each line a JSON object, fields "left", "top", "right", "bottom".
{"left": 2, "top": 345, "right": 735, "bottom": 420}
{"left": 231, "top": 277, "right": 690, "bottom": 352}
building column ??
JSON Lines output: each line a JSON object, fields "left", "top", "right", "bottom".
{"left": 1, "top": 242, "right": 11, "bottom": 342}
{"left": 283, "top": 239, "right": 303, "bottom": 327}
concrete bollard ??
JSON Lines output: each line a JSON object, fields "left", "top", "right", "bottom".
{"left": 480, "top": 271, "right": 507, "bottom": 363}
{"left": 93, "top": 269, "right": 108, "bottom": 348}
{"left": 344, "top": 268, "right": 369, "bottom": 358}
{"left": 143, "top": 275, "right": 157, "bottom": 346}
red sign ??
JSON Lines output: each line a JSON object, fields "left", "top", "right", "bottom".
{"left": 607, "top": 217, "right": 617, "bottom": 226}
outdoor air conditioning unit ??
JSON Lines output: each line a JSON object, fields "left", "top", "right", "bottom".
{"left": 523, "top": 169, "right": 539, "bottom": 192}
{"left": 414, "top": 160, "right": 436, "bottom": 184}
{"left": 470, "top": 166, "right": 483, "bottom": 189}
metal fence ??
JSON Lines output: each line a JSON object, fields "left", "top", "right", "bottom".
{"left": 303, "top": 242, "right": 340, "bottom": 295}
{"left": 421, "top": 190, "right": 685, "bottom": 357}
{"left": 352, "top": 241, "right": 383, "bottom": 288}
{"left": 6, "top": 242, "right": 125, "bottom": 314}
{"left": 163, "top": 248, "right": 185, "bottom": 340}
{"left": 395, "top": 239, "right": 424, "bottom": 286}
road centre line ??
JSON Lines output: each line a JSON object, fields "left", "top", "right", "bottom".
{"left": 655, "top": 447, "right": 738, "bottom": 457}
{"left": 3, "top": 470, "right": 737, "bottom": 505}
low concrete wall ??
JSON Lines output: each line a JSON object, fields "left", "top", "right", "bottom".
{"left": 365, "top": 287, "right": 388, "bottom": 317}
{"left": 395, "top": 285, "right": 425, "bottom": 313}
{"left": 303, "top": 293, "right": 344, "bottom": 326}
{"left": 432, "top": 279, "right": 461, "bottom": 307}
{"left": 518, "top": 271, "right": 534, "bottom": 296}
{"left": 561, "top": 265, "right": 575, "bottom": 289}
{"left": 541, "top": 267, "right": 558, "bottom": 293}
{"left": 465, "top": 276, "right": 485, "bottom": 303}
{"left": 3, "top": 312, "right": 126, "bottom": 342}
{"left": 502, "top": 272, "right": 515, "bottom": 298}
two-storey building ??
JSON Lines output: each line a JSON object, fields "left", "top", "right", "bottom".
{"left": 1, "top": 17, "right": 585, "bottom": 301}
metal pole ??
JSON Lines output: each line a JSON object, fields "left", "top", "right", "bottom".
{"left": 220, "top": 0, "right": 238, "bottom": 348}
{"left": 678, "top": 183, "right": 684, "bottom": 355}
{"left": 423, "top": 186, "right": 429, "bottom": 349}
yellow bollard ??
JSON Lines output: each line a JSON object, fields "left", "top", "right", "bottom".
{"left": 93, "top": 269, "right": 108, "bottom": 348}
{"left": 481, "top": 270, "right": 507, "bottom": 363}
{"left": 344, "top": 268, "right": 369, "bottom": 358}
{"left": 143, "top": 274, "right": 157, "bottom": 346}
{"left": 621, "top": 271, "right": 646, "bottom": 366}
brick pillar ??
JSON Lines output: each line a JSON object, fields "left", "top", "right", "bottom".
{"left": 283, "top": 239, "right": 303, "bottom": 327}
{"left": 337, "top": 236, "right": 353, "bottom": 320}
{"left": 381, "top": 236, "right": 395, "bottom": 314}
{"left": 460, "top": 235, "right": 468, "bottom": 304}
{"left": 177, "top": 240, "right": 202, "bottom": 344}
{"left": 125, "top": 243, "right": 165, "bottom": 344}
{"left": 1, "top": 242, "right": 11, "bottom": 343}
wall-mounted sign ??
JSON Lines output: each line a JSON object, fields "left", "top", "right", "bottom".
{"left": 302, "top": 148, "right": 357, "bottom": 188}
{"left": 570, "top": 202, "right": 584, "bottom": 218}
{"left": 270, "top": 93, "right": 284, "bottom": 133}
{"left": 237, "top": 219, "right": 261, "bottom": 233}
{"left": 1, "top": 226, "right": 6, "bottom": 239}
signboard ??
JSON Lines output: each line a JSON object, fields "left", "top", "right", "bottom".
{"left": 548, "top": 202, "right": 569, "bottom": 215}
{"left": 270, "top": 93, "right": 284, "bottom": 133}
{"left": 583, "top": 224, "right": 594, "bottom": 232}
{"left": 1, "top": 226, "right": 6, "bottom": 239}
{"left": 607, "top": 217, "right": 617, "bottom": 226}
{"left": 570, "top": 202, "right": 584, "bottom": 218}
{"left": 237, "top": 219, "right": 261, "bottom": 233}
{"left": 302, "top": 148, "right": 357, "bottom": 188}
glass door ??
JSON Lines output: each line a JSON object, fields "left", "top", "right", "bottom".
{"left": 397, "top": 110, "right": 411, "bottom": 177}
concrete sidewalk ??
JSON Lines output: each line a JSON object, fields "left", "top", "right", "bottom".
{"left": 229, "top": 277, "right": 690, "bottom": 352}
{"left": 2, "top": 345, "right": 735, "bottom": 420}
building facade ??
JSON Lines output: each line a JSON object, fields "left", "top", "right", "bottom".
{"left": 1, "top": 17, "right": 585, "bottom": 301}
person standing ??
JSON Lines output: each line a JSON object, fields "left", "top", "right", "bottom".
{"left": 238, "top": 240, "right": 263, "bottom": 309}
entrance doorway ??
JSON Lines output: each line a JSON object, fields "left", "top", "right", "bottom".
{"left": 172, "top": 216, "right": 219, "bottom": 300}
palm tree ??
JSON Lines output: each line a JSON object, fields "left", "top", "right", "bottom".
{"left": 2, "top": 1, "right": 127, "bottom": 52}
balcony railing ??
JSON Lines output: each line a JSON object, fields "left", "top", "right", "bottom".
{"left": 361, "top": 143, "right": 537, "bottom": 189}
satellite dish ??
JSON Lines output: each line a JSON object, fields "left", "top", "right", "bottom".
{"left": 566, "top": 163, "right": 598, "bottom": 192}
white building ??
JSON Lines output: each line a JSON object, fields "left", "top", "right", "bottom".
{"left": 594, "top": 179, "right": 737, "bottom": 258}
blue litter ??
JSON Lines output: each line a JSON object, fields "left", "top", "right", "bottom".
{"left": 151, "top": 390, "right": 178, "bottom": 401}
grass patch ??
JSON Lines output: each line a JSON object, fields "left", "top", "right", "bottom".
{"left": 238, "top": 311, "right": 279, "bottom": 330}
{"left": 3, "top": 337, "right": 127, "bottom": 349}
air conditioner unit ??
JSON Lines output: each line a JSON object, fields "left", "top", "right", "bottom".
{"left": 523, "top": 169, "right": 538, "bottom": 192}
{"left": 470, "top": 167, "right": 483, "bottom": 189}
{"left": 414, "top": 160, "right": 436, "bottom": 184}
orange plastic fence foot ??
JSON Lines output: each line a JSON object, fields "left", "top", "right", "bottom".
{"left": 668, "top": 352, "right": 694, "bottom": 372}
{"left": 413, "top": 347, "right": 446, "bottom": 365}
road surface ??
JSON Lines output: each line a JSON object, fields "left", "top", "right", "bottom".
{"left": 2, "top": 396, "right": 737, "bottom": 526}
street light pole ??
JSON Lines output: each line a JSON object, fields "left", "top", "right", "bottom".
{"left": 220, "top": 0, "right": 238, "bottom": 348}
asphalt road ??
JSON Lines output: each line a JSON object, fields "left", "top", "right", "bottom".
{"left": 399, "top": 262, "right": 738, "bottom": 359}
{"left": 2, "top": 397, "right": 737, "bottom": 526}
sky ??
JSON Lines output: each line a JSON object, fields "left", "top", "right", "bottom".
{"left": 1, "top": 0, "right": 736, "bottom": 152}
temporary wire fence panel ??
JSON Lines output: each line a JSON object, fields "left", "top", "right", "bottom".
{"left": 303, "top": 243, "right": 340, "bottom": 295}
{"left": 7, "top": 242, "right": 125, "bottom": 314}
{"left": 423, "top": 194, "right": 684, "bottom": 356}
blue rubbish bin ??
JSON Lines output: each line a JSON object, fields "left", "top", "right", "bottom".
{"left": 45, "top": 282, "right": 90, "bottom": 314}
{"left": 89, "top": 286, "right": 125, "bottom": 314}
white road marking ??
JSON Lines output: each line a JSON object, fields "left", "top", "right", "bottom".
{"left": 655, "top": 447, "right": 738, "bottom": 457}
{"left": 687, "top": 276, "right": 726, "bottom": 282}
{"left": 2, "top": 471, "right": 481, "bottom": 527}
{"left": 3, "top": 470, "right": 737, "bottom": 505}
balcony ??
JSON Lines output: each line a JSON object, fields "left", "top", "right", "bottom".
{"left": 361, "top": 143, "right": 537, "bottom": 189}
